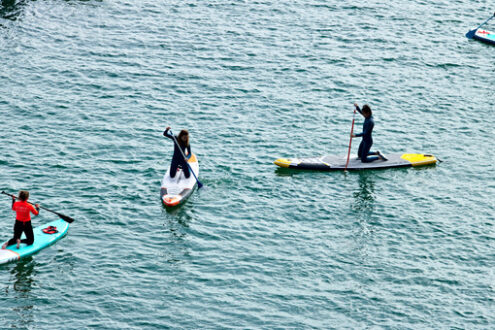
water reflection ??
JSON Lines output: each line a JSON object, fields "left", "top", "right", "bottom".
{"left": 159, "top": 206, "right": 192, "bottom": 264}
{"left": 161, "top": 201, "right": 194, "bottom": 237}
{"left": 274, "top": 167, "right": 295, "bottom": 177}
{"left": 161, "top": 201, "right": 193, "bottom": 226}
{"left": 0, "top": 0, "right": 28, "bottom": 21}
{"left": 350, "top": 171, "right": 376, "bottom": 260}
{"left": 12, "top": 258, "right": 35, "bottom": 292}
{"left": 7, "top": 258, "right": 35, "bottom": 329}
{"left": 352, "top": 171, "right": 375, "bottom": 214}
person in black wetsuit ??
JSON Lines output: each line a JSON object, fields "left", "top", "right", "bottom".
{"left": 163, "top": 127, "right": 191, "bottom": 178}
{"left": 351, "top": 103, "right": 387, "bottom": 163}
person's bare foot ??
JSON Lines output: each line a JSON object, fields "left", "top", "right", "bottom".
{"left": 1, "top": 243, "right": 7, "bottom": 249}
{"left": 377, "top": 150, "right": 388, "bottom": 161}
{"left": 16, "top": 239, "right": 20, "bottom": 249}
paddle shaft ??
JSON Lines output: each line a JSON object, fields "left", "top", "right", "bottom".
{"left": 477, "top": 12, "right": 495, "bottom": 29}
{"left": 1, "top": 191, "right": 74, "bottom": 223}
{"left": 466, "top": 13, "right": 495, "bottom": 38}
{"left": 345, "top": 109, "right": 357, "bottom": 170}
{"left": 169, "top": 130, "right": 203, "bottom": 189}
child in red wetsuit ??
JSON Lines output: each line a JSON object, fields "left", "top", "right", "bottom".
{"left": 2, "top": 190, "right": 40, "bottom": 249}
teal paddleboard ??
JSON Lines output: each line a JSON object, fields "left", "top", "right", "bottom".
{"left": 0, "top": 219, "right": 69, "bottom": 265}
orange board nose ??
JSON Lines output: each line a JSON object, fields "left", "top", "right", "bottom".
{"left": 163, "top": 196, "right": 181, "bottom": 207}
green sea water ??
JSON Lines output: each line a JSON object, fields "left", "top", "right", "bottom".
{"left": 1, "top": 0, "right": 494, "bottom": 328}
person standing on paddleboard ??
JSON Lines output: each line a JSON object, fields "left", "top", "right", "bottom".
{"left": 163, "top": 127, "right": 191, "bottom": 179}
{"left": 2, "top": 190, "right": 39, "bottom": 249}
{"left": 351, "top": 103, "right": 387, "bottom": 163}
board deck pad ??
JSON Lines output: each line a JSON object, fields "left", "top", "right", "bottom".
{"left": 0, "top": 219, "right": 69, "bottom": 265}
{"left": 274, "top": 153, "right": 437, "bottom": 171}
{"left": 161, "top": 153, "right": 199, "bottom": 207}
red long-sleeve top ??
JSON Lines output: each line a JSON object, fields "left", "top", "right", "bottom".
{"left": 12, "top": 200, "right": 39, "bottom": 222}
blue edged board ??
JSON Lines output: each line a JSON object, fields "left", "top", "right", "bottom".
{"left": 473, "top": 29, "right": 495, "bottom": 46}
{"left": 0, "top": 219, "right": 69, "bottom": 265}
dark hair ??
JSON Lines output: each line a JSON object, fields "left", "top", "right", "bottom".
{"left": 178, "top": 130, "right": 189, "bottom": 147}
{"left": 362, "top": 104, "right": 372, "bottom": 116}
{"left": 18, "top": 190, "right": 29, "bottom": 201}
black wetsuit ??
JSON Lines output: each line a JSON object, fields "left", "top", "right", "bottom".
{"left": 6, "top": 198, "right": 36, "bottom": 246}
{"left": 355, "top": 105, "right": 379, "bottom": 163}
{"left": 7, "top": 221, "right": 34, "bottom": 246}
{"left": 163, "top": 130, "right": 191, "bottom": 178}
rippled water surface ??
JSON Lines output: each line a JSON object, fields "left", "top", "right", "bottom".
{"left": 1, "top": 0, "right": 494, "bottom": 328}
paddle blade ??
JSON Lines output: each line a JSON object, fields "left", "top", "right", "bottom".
{"left": 41, "top": 206, "right": 75, "bottom": 223}
{"left": 59, "top": 214, "right": 75, "bottom": 223}
{"left": 197, "top": 180, "right": 204, "bottom": 189}
{"left": 466, "top": 29, "right": 477, "bottom": 39}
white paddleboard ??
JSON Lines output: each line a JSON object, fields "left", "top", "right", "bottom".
{"left": 160, "top": 153, "right": 199, "bottom": 207}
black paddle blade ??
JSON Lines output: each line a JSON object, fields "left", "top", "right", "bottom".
{"left": 47, "top": 209, "right": 74, "bottom": 223}
{"left": 58, "top": 213, "right": 75, "bottom": 223}
{"left": 39, "top": 206, "right": 75, "bottom": 223}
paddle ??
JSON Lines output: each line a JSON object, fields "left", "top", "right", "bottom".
{"left": 466, "top": 12, "right": 495, "bottom": 39}
{"left": 1, "top": 191, "right": 75, "bottom": 223}
{"left": 345, "top": 107, "right": 357, "bottom": 171}
{"left": 167, "top": 130, "right": 203, "bottom": 189}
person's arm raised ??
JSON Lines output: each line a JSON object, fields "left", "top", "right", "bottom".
{"left": 354, "top": 103, "right": 363, "bottom": 116}
{"left": 163, "top": 126, "right": 174, "bottom": 140}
